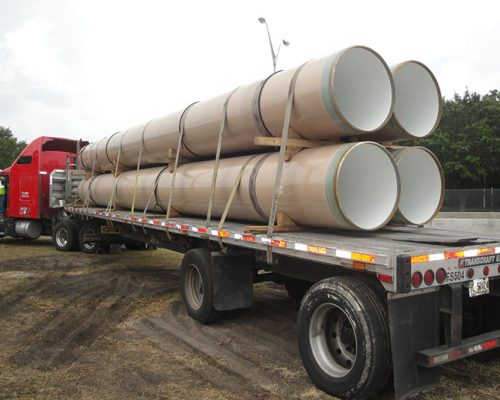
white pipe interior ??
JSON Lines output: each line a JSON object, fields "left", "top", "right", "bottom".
{"left": 333, "top": 47, "right": 393, "bottom": 132}
{"left": 337, "top": 143, "right": 399, "bottom": 230}
{"left": 397, "top": 148, "right": 442, "bottom": 225}
{"left": 393, "top": 62, "right": 440, "bottom": 137}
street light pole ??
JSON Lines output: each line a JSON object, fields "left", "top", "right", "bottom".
{"left": 258, "top": 17, "right": 289, "bottom": 73}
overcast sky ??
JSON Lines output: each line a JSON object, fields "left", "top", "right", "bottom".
{"left": 0, "top": 0, "right": 499, "bottom": 143}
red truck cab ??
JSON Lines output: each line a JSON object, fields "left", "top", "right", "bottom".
{"left": 0, "top": 136, "right": 85, "bottom": 239}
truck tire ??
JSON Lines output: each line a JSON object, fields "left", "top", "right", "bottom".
{"left": 79, "top": 222, "right": 99, "bottom": 254}
{"left": 180, "top": 248, "right": 221, "bottom": 324}
{"left": 298, "top": 276, "right": 391, "bottom": 399}
{"left": 53, "top": 221, "right": 79, "bottom": 252}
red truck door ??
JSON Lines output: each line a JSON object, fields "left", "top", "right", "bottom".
{"left": 7, "top": 151, "right": 41, "bottom": 219}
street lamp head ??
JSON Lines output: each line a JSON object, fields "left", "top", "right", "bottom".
{"left": 282, "top": 40, "right": 290, "bottom": 47}
{"left": 258, "top": 17, "right": 266, "bottom": 24}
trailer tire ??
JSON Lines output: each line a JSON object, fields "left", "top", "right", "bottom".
{"left": 298, "top": 276, "right": 391, "bottom": 399}
{"left": 53, "top": 221, "right": 79, "bottom": 252}
{"left": 79, "top": 223, "right": 99, "bottom": 254}
{"left": 180, "top": 248, "right": 221, "bottom": 324}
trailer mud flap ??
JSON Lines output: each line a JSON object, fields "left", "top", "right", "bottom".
{"left": 388, "top": 291, "right": 440, "bottom": 400}
{"left": 211, "top": 252, "right": 254, "bottom": 311}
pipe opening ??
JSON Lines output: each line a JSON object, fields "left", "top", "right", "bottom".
{"left": 396, "top": 147, "right": 443, "bottom": 225}
{"left": 336, "top": 143, "right": 399, "bottom": 230}
{"left": 333, "top": 47, "right": 393, "bottom": 132}
{"left": 393, "top": 62, "right": 441, "bottom": 138}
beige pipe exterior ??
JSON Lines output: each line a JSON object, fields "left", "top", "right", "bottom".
{"left": 390, "top": 147, "right": 444, "bottom": 225}
{"left": 260, "top": 46, "right": 395, "bottom": 138}
{"left": 372, "top": 61, "right": 442, "bottom": 141}
{"left": 80, "top": 45, "right": 396, "bottom": 170}
{"left": 79, "top": 142, "right": 400, "bottom": 231}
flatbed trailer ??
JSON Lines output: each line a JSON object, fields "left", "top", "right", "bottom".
{"left": 57, "top": 204, "right": 500, "bottom": 400}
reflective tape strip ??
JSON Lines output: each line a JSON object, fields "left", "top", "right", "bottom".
{"left": 335, "top": 249, "right": 375, "bottom": 263}
{"left": 294, "top": 243, "right": 308, "bottom": 251}
{"left": 479, "top": 248, "right": 495, "bottom": 255}
{"left": 271, "top": 239, "right": 287, "bottom": 248}
{"left": 412, "top": 247, "right": 500, "bottom": 263}
{"left": 308, "top": 245, "right": 327, "bottom": 255}
{"left": 429, "top": 253, "right": 445, "bottom": 261}
{"left": 464, "top": 249, "right": 478, "bottom": 257}
{"left": 336, "top": 250, "right": 352, "bottom": 259}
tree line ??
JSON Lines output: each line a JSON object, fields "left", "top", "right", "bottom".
{"left": 0, "top": 127, "right": 26, "bottom": 170}
{"left": 1, "top": 89, "right": 499, "bottom": 187}
{"left": 417, "top": 90, "right": 499, "bottom": 189}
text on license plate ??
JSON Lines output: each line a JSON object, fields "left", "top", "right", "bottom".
{"left": 469, "top": 278, "right": 489, "bottom": 297}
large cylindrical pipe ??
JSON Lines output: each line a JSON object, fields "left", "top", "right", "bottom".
{"left": 81, "top": 46, "right": 395, "bottom": 170}
{"left": 260, "top": 46, "right": 394, "bottom": 138}
{"left": 80, "top": 143, "right": 400, "bottom": 231}
{"left": 390, "top": 147, "right": 444, "bottom": 225}
{"left": 374, "top": 61, "right": 442, "bottom": 141}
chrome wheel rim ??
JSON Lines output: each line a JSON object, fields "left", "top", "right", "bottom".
{"left": 55, "top": 227, "right": 69, "bottom": 247}
{"left": 309, "top": 303, "right": 357, "bottom": 378}
{"left": 185, "top": 264, "right": 204, "bottom": 310}
{"left": 82, "top": 227, "right": 96, "bottom": 251}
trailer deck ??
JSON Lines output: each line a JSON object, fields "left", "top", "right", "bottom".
{"left": 66, "top": 206, "right": 500, "bottom": 294}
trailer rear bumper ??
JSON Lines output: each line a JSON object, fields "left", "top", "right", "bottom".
{"left": 417, "top": 329, "right": 500, "bottom": 367}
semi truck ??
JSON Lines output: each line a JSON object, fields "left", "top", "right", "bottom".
{"left": 0, "top": 136, "right": 86, "bottom": 240}
{"left": 1, "top": 136, "right": 500, "bottom": 399}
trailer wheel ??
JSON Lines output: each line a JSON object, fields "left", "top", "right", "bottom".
{"left": 180, "top": 248, "right": 221, "bottom": 324}
{"left": 298, "top": 276, "right": 391, "bottom": 399}
{"left": 53, "top": 221, "right": 79, "bottom": 252}
{"left": 79, "top": 223, "right": 99, "bottom": 254}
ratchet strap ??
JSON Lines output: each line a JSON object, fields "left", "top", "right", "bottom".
{"left": 266, "top": 62, "right": 307, "bottom": 264}
{"left": 206, "top": 87, "right": 240, "bottom": 229}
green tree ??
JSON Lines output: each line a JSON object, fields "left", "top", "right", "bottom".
{"left": 0, "top": 127, "right": 27, "bottom": 170}
{"left": 418, "top": 90, "right": 500, "bottom": 188}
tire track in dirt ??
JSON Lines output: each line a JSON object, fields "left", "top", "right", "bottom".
{"left": 22, "top": 275, "right": 135, "bottom": 368}
{"left": 135, "top": 319, "right": 258, "bottom": 397}
{"left": 136, "top": 316, "right": 281, "bottom": 397}
{"left": 0, "top": 278, "right": 62, "bottom": 315}
{"left": 8, "top": 267, "right": 179, "bottom": 370}
{"left": 133, "top": 290, "right": 321, "bottom": 399}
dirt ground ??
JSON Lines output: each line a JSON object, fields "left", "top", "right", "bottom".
{"left": 0, "top": 237, "right": 499, "bottom": 400}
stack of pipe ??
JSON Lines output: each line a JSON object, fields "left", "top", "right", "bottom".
{"left": 79, "top": 45, "right": 444, "bottom": 230}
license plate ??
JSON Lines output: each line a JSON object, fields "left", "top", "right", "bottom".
{"left": 468, "top": 277, "right": 489, "bottom": 297}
